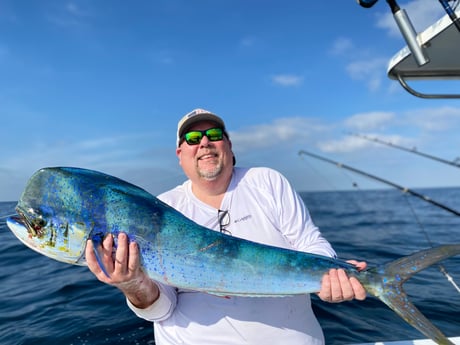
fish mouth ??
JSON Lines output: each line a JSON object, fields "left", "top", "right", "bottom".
{"left": 8, "top": 214, "right": 23, "bottom": 224}
{"left": 14, "top": 206, "right": 46, "bottom": 238}
{"left": 6, "top": 215, "right": 38, "bottom": 249}
{"left": 8, "top": 214, "right": 32, "bottom": 235}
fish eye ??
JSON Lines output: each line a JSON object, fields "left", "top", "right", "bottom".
{"left": 31, "top": 218, "right": 46, "bottom": 237}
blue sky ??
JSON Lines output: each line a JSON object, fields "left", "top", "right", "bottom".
{"left": 1, "top": 0, "right": 460, "bottom": 201}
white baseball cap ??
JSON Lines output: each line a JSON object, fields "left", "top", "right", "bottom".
{"left": 176, "top": 108, "right": 227, "bottom": 147}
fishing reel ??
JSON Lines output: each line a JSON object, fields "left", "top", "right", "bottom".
{"left": 357, "top": 0, "right": 379, "bottom": 8}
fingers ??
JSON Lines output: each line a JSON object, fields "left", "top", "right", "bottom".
{"left": 85, "top": 233, "right": 114, "bottom": 282}
{"left": 86, "top": 232, "right": 140, "bottom": 286}
{"left": 114, "top": 233, "right": 129, "bottom": 275}
{"left": 318, "top": 267, "right": 367, "bottom": 303}
{"left": 356, "top": 261, "right": 367, "bottom": 271}
{"left": 86, "top": 236, "right": 106, "bottom": 276}
{"left": 318, "top": 269, "right": 352, "bottom": 302}
{"left": 102, "top": 234, "right": 116, "bottom": 273}
{"left": 318, "top": 273, "right": 331, "bottom": 302}
{"left": 349, "top": 276, "right": 367, "bottom": 300}
{"left": 127, "top": 240, "right": 140, "bottom": 274}
{"left": 347, "top": 260, "right": 367, "bottom": 271}
{"left": 85, "top": 233, "right": 157, "bottom": 308}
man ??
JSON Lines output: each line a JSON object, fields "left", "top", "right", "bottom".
{"left": 86, "top": 108, "right": 367, "bottom": 344}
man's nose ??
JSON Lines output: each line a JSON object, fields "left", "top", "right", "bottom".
{"left": 199, "top": 135, "right": 211, "bottom": 146}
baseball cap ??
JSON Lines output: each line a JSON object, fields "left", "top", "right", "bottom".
{"left": 176, "top": 108, "right": 227, "bottom": 147}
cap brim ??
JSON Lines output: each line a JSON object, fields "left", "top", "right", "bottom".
{"left": 178, "top": 114, "right": 225, "bottom": 139}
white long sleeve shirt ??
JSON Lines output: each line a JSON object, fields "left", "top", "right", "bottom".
{"left": 128, "top": 167, "right": 336, "bottom": 345}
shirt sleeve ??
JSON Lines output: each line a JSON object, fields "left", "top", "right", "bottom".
{"left": 269, "top": 169, "right": 337, "bottom": 258}
{"left": 126, "top": 282, "right": 178, "bottom": 322}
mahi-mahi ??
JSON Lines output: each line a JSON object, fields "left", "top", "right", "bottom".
{"left": 6, "top": 167, "right": 460, "bottom": 345}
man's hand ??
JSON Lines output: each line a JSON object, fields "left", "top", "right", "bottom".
{"left": 317, "top": 260, "right": 367, "bottom": 303}
{"left": 86, "top": 232, "right": 159, "bottom": 309}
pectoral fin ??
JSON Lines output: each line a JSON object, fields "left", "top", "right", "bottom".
{"left": 91, "top": 233, "right": 111, "bottom": 278}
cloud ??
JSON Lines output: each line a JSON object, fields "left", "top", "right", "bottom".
{"left": 405, "top": 106, "right": 460, "bottom": 131}
{"left": 317, "top": 128, "right": 416, "bottom": 155}
{"left": 329, "top": 37, "right": 390, "bottom": 92}
{"left": 345, "top": 111, "right": 395, "bottom": 131}
{"left": 230, "top": 106, "right": 460, "bottom": 158}
{"left": 317, "top": 136, "right": 369, "bottom": 153}
{"left": 330, "top": 37, "right": 354, "bottom": 56}
{"left": 65, "top": 2, "right": 90, "bottom": 17}
{"left": 231, "top": 117, "right": 327, "bottom": 150}
{"left": 271, "top": 74, "right": 304, "bottom": 87}
{"left": 1, "top": 131, "right": 181, "bottom": 200}
{"left": 3, "top": 106, "right": 460, "bottom": 201}
{"left": 3, "top": 132, "right": 163, "bottom": 175}
{"left": 316, "top": 106, "right": 460, "bottom": 156}
{"left": 342, "top": 106, "right": 460, "bottom": 136}
{"left": 331, "top": 1, "right": 448, "bottom": 93}
{"left": 316, "top": 129, "right": 415, "bottom": 154}
{"left": 45, "top": 1, "right": 93, "bottom": 28}
{"left": 345, "top": 57, "right": 389, "bottom": 91}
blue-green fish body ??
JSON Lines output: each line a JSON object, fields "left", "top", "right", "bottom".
{"left": 7, "top": 167, "right": 460, "bottom": 345}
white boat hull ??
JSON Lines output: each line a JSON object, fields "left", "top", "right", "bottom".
{"left": 351, "top": 336, "right": 460, "bottom": 345}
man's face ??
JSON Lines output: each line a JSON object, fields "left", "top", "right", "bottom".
{"left": 177, "top": 121, "right": 233, "bottom": 182}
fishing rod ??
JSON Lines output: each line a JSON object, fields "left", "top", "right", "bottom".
{"left": 439, "top": 0, "right": 460, "bottom": 32}
{"left": 298, "top": 149, "right": 460, "bottom": 217}
{"left": 298, "top": 149, "right": 460, "bottom": 293}
{"left": 349, "top": 133, "right": 460, "bottom": 169}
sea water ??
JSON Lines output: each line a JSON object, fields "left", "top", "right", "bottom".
{"left": 0, "top": 187, "right": 459, "bottom": 345}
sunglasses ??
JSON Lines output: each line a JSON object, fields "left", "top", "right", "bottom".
{"left": 181, "top": 127, "right": 224, "bottom": 145}
{"left": 218, "top": 209, "right": 231, "bottom": 235}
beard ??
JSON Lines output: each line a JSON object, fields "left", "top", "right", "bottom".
{"left": 197, "top": 159, "right": 223, "bottom": 181}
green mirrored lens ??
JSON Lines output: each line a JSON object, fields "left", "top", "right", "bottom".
{"left": 183, "top": 127, "right": 224, "bottom": 145}
{"left": 205, "top": 128, "right": 223, "bottom": 141}
{"left": 185, "top": 131, "right": 203, "bottom": 145}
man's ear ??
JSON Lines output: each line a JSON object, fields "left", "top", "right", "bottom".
{"left": 176, "top": 147, "right": 182, "bottom": 164}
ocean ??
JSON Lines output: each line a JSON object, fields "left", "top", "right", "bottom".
{"left": 1, "top": 187, "right": 459, "bottom": 345}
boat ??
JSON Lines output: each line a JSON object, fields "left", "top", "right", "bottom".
{"left": 385, "top": 1, "right": 460, "bottom": 98}
{"left": 305, "top": 3, "right": 460, "bottom": 338}
{"left": 352, "top": 337, "right": 460, "bottom": 345}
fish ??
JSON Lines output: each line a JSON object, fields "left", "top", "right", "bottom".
{"left": 6, "top": 167, "right": 460, "bottom": 345}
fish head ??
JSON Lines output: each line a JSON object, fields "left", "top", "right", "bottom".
{"left": 6, "top": 210, "right": 90, "bottom": 265}
{"left": 6, "top": 167, "right": 105, "bottom": 266}
{"left": 7, "top": 166, "right": 160, "bottom": 267}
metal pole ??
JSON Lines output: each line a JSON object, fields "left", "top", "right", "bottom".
{"left": 387, "top": 0, "right": 429, "bottom": 66}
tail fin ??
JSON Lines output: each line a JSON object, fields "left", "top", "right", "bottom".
{"left": 364, "top": 244, "right": 460, "bottom": 345}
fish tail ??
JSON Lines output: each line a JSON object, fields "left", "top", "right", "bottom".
{"left": 363, "top": 244, "right": 460, "bottom": 345}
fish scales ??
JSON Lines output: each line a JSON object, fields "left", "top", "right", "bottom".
{"left": 6, "top": 167, "right": 460, "bottom": 345}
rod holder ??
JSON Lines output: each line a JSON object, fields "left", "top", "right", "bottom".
{"left": 392, "top": 5, "right": 429, "bottom": 66}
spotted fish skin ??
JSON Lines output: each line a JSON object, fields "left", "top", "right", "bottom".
{"left": 6, "top": 167, "right": 460, "bottom": 345}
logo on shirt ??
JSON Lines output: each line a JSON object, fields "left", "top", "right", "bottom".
{"left": 234, "top": 214, "right": 252, "bottom": 224}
